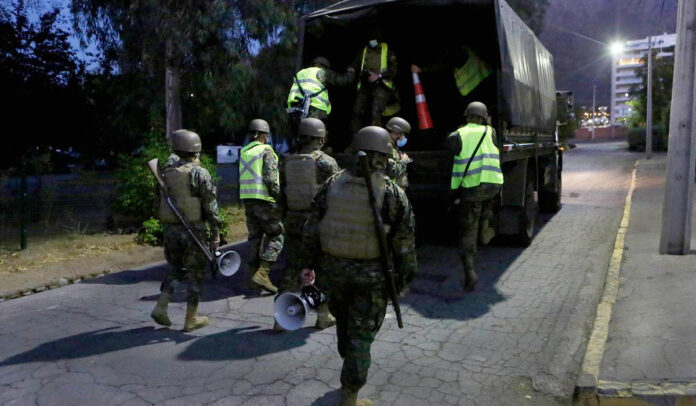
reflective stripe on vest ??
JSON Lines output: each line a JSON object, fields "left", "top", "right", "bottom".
{"left": 284, "top": 153, "right": 320, "bottom": 211}
{"left": 453, "top": 49, "right": 492, "bottom": 97}
{"left": 239, "top": 141, "right": 278, "bottom": 202}
{"left": 319, "top": 171, "right": 386, "bottom": 259}
{"left": 358, "top": 43, "right": 394, "bottom": 90}
{"left": 287, "top": 67, "right": 332, "bottom": 114}
{"left": 159, "top": 162, "right": 202, "bottom": 224}
{"left": 451, "top": 124, "right": 503, "bottom": 189}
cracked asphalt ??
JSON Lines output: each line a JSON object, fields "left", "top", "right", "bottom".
{"left": 0, "top": 142, "right": 639, "bottom": 406}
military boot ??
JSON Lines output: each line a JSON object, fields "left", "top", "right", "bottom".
{"left": 340, "top": 387, "right": 373, "bottom": 406}
{"left": 314, "top": 303, "right": 336, "bottom": 330}
{"left": 462, "top": 269, "right": 478, "bottom": 292}
{"left": 150, "top": 292, "right": 172, "bottom": 327}
{"left": 251, "top": 260, "right": 278, "bottom": 294}
{"left": 183, "top": 303, "right": 209, "bottom": 332}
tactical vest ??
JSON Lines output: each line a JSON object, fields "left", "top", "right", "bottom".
{"left": 358, "top": 43, "right": 394, "bottom": 91}
{"left": 239, "top": 141, "right": 278, "bottom": 202}
{"left": 284, "top": 151, "right": 321, "bottom": 211}
{"left": 159, "top": 162, "right": 202, "bottom": 224}
{"left": 451, "top": 124, "right": 504, "bottom": 189}
{"left": 319, "top": 171, "right": 386, "bottom": 259}
{"left": 287, "top": 67, "right": 332, "bottom": 114}
{"left": 453, "top": 49, "right": 492, "bottom": 97}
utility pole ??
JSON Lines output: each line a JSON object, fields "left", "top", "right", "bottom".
{"left": 592, "top": 84, "right": 596, "bottom": 140}
{"left": 660, "top": 0, "right": 696, "bottom": 255}
{"left": 646, "top": 35, "right": 653, "bottom": 159}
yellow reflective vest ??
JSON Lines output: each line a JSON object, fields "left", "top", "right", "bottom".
{"left": 451, "top": 124, "right": 503, "bottom": 189}
{"left": 287, "top": 67, "right": 332, "bottom": 115}
{"left": 239, "top": 141, "right": 278, "bottom": 202}
{"left": 358, "top": 43, "right": 394, "bottom": 91}
{"left": 454, "top": 48, "right": 492, "bottom": 97}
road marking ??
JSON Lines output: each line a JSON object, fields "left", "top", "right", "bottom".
{"left": 579, "top": 160, "right": 639, "bottom": 389}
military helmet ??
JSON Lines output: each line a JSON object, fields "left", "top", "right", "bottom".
{"left": 312, "top": 56, "right": 331, "bottom": 70}
{"left": 170, "top": 129, "right": 202, "bottom": 153}
{"left": 298, "top": 118, "right": 326, "bottom": 138}
{"left": 353, "top": 126, "right": 393, "bottom": 155}
{"left": 465, "top": 101, "right": 488, "bottom": 119}
{"left": 385, "top": 117, "right": 411, "bottom": 134}
{"left": 248, "top": 118, "right": 270, "bottom": 134}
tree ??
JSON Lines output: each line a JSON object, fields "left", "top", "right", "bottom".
{"left": 628, "top": 47, "right": 675, "bottom": 128}
{"left": 70, "top": 0, "right": 299, "bottom": 142}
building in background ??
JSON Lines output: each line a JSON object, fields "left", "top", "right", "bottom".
{"left": 610, "top": 33, "right": 676, "bottom": 125}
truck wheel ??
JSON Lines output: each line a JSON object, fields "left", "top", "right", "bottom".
{"left": 539, "top": 169, "right": 562, "bottom": 213}
{"left": 518, "top": 178, "right": 536, "bottom": 246}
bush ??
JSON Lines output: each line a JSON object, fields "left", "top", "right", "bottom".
{"left": 626, "top": 124, "right": 668, "bottom": 151}
{"left": 113, "top": 131, "right": 227, "bottom": 244}
{"left": 136, "top": 217, "right": 163, "bottom": 245}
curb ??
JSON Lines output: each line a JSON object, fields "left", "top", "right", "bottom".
{"left": 0, "top": 269, "right": 117, "bottom": 302}
{"left": 574, "top": 160, "right": 638, "bottom": 406}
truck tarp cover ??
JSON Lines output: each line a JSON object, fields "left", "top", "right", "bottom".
{"left": 301, "top": 0, "right": 556, "bottom": 132}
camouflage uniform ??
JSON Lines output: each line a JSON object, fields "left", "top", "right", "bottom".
{"left": 159, "top": 153, "right": 221, "bottom": 306}
{"left": 301, "top": 161, "right": 417, "bottom": 392}
{"left": 279, "top": 145, "right": 340, "bottom": 293}
{"left": 446, "top": 126, "right": 500, "bottom": 289}
{"left": 244, "top": 147, "right": 284, "bottom": 267}
{"left": 385, "top": 147, "right": 409, "bottom": 190}
{"left": 352, "top": 46, "right": 399, "bottom": 132}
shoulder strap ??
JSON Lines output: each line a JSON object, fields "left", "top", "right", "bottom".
{"left": 461, "top": 126, "right": 489, "bottom": 180}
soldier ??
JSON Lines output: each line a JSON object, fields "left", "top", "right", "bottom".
{"left": 277, "top": 118, "right": 340, "bottom": 331}
{"left": 446, "top": 102, "right": 503, "bottom": 292}
{"left": 384, "top": 116, "right": 412, "bottom": 190}
{"left": 239, "top": 119, "right": 283, "bottom": 294}
{"left": 287, "top": 56, "right": 355, "bottom": 124}
{"left": 352, "top": 39, "right": 399, "bottom": 132}
{"left": 301, "top": 126, "right": 418, "bottom": 406}
{"left": 151, "top": 129, "right": 221, "bottom": 332}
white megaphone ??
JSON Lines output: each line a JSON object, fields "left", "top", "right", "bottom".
{"left": 215, "top": 250, "right": 241, "bottom": 277}
{"left": 274, "top": 292, "right": 312, "bottom": 330}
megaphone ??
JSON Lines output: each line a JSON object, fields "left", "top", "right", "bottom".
{"left": 274, "top": 292, "right": 311, "bottom": 331}
{"left": 215, "top": 250, "right": 241, "bottom": 277}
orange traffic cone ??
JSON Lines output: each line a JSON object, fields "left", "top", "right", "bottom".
{"left": 412, "top": 72, "right": 433, "bottom": 130}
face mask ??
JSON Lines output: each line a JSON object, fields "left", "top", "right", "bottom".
{"left": 396, "top": 136, "right": 408, "bottom": 148}
{"left": 368, "top": 39, "right": 378, "bottom": 48}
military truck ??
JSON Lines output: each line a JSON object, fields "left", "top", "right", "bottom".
{"left": 296, "top": 0, "right": 563, "bottom": 245}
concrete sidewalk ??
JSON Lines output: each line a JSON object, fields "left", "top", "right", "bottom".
{"left": 578, "top": 153, "right": 696, "bottom": 405}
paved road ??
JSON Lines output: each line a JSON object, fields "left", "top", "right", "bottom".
{"left": 0, "top": 142, "right": 640, "bottom": 406}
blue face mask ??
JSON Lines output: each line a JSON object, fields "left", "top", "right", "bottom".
{"left": 396, "top": 136, "right": 408, "bottom": 148}
{"left": 368, "top": 39, "right": 378, "bottom": 48}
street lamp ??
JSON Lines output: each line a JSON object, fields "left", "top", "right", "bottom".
{"left": 610, "top": 41, "right": 624, "bottom": 56}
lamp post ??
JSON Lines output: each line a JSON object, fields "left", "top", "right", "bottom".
{"left": 646, "top": 36, "right": 653, "bottom": 159}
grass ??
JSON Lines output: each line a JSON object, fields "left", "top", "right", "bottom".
{"left": 0, "top": 233, "right": 139, "bottom": 274}
{"left": 221, "top": 205, "right": 248, "bottom": 244}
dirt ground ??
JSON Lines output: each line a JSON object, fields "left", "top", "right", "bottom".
{"left": 0, "top": 214, "right": 249, "bottom": 298}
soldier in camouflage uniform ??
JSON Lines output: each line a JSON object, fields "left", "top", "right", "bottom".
{"left": 151, "top": 129, "right": 221, "bottom": 332}
{"left": 239, "top": 119, "right": 283, "bottom": 294}
{"left": 277, "top": 118, "right": 340, "bottom": 331}
{"left": 384, "top": 116, "right": 412, "bottom": 190}
{"left": 352, "top": 39, "right": 399, "bottom": 132}
{"left": 301, "top": 126, "right": 418, "bottom": 406}
{"left": 287, "top": 56, "right": 355, "bottom": 129}
{"left": 446, "top": 102, "right": 503, "bottom": 292}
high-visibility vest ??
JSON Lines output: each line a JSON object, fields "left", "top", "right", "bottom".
{"left": 239, "top": 141, "right": 278, "bottom": 202}
{"left": 451, "top": 123, "right": 503, "bottom": 189}
{"left": 287, "top": 67, "right": 332, "bottom": 115}
{"left": 159, "top": 161, "right": 202, "bottom": 224}
{"left": 453, "top": 49, "right": 492, "bottom": 97}
{"left": 358, "top": 43, "right": 394, "bottom": 91}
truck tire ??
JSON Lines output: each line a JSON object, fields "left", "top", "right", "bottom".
{"left": 518, "top": 177, "right": 536, "bottom": 246}
{"left": 539, "top": 168, "right": 562, "bottom": 213}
